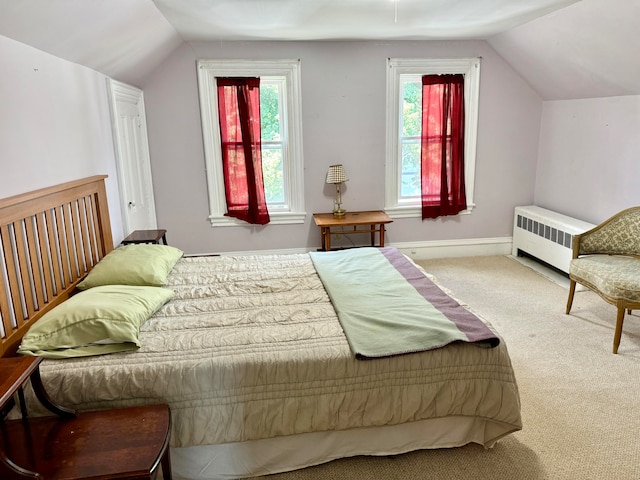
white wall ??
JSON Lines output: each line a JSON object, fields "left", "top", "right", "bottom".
{"left": 535, "top": 95, "right": 640, "bottom": 224}
{"left": 0, "top": 35, "right": 124, "bottom": 244}
{"left": 143, "top": 40, "right": 542, "bottom": 254}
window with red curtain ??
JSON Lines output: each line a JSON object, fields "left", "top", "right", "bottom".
{"left": 216, "top": 77, "right": 270, "bottom": 225}
{"left": 420, "top": 74, "right": 467, "bottom": 219}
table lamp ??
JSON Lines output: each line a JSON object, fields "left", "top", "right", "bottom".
{"left": 326, "top": 164, "right": 348, "bottom": 217}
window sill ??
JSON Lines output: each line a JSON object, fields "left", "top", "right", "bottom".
{"left": 384, "top": 204, "right": 475, "bottom": 219}
{"left": 209, "top": 211, "right": 307, "bottom": 227}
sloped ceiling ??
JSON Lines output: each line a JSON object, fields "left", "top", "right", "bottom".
{"left": 0, "top": 0, "right": 636, "bottom": 100}
{"left": 488, "top": 0, "right": 640, "bottom": 100}
{"left": 0, "top": 0, "right": 183, "bottom": 86}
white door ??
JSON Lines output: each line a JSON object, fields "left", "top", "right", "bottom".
{"left": 108, "top": 79, "right": 157, "bottom": 234}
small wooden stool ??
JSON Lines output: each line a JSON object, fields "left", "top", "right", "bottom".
{"left": 0, "top": 357, "right": 172, "bottom": 479}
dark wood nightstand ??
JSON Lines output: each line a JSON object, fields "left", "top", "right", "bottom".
{"left": 122, "top": 229, "right": 168, "bottom": 245}
{"left": 0, "top": 356, "right": 172, "bottom": 479}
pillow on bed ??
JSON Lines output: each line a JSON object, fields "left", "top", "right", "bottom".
{"left": 17, "top": 285, "right": 174, "bottom": 359}
{"left": 77, "top": 244, "right": 183, "bottom": 290}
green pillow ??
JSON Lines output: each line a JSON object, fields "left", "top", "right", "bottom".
{"left": 18, "top": 285, "right": 174, "bottom": 359}
{"left": 77, "top": 244, "right": 183, "bottom": 290}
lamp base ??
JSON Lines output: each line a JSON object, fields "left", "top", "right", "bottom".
{"left": 332, "top": 183, "right": 346, "bottom": 217}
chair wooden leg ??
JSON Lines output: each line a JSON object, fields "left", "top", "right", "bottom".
{"left": 613, "top": 306, "right": 626, "bottom": 354}
{"left": 566, "top": 280, "right": 577, "bottom": 314}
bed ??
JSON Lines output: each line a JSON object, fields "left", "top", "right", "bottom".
{"left": 0, "top": 176, "right": 522, "bottom": 479}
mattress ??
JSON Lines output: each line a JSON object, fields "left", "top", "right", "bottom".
{"left": 31, "top": 252, "right": 521, "bottom": 452}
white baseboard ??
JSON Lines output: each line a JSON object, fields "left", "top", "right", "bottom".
{"left": 390, "top": 237, "right": 512, "bottom": 261}
{"left": 197, "top": 237, "right": 513, "bottom": 260}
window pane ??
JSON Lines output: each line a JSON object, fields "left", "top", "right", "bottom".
{"left": 260, "top": 80, "right": 285, "bottom": 206}
{"left": 400, "top": 139, "right": 420, "bottom": 198}
{"left": 260, "top": 83, "right": 281, "bottom": 142}
{"left": 262, "top": 144, "right": 284, "bottom": 204}
{"left": 402, "top": 80, "right": 421, "bottom": 137}
{"left": 400, "top": 79, "right": 421, "bottom": 199}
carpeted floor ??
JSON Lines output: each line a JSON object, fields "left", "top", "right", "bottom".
{"left": 253, "top": 255, "right": 640, "bottom": 479}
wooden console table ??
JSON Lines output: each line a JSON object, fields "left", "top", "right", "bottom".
{"left": 313, "top": 210, "right": 393, "bottom": 251}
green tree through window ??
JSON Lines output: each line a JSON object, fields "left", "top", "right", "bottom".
{"left": 401, "top": 80, "right": 422, "bottom": 199}
{"left": 259, "top": 81, "right": 285, "bottom": 205}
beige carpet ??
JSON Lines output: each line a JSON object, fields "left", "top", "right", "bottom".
{"left": 254, "top": 255, "right": 640, "bottom": 480}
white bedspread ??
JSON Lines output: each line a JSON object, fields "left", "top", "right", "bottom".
{"left": 34, "top": 253, "right": 521, "bottom": 449}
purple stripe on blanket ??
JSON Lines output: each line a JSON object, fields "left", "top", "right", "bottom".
{"left": 379, "top": 248, "right": 499, "bottom": 347}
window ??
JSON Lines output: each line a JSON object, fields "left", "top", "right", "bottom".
{"left": 385, "top": 58, "right": 480, "bottom": 218}
{"left": 197, "top": 59, "right": 305, "bottom": 226}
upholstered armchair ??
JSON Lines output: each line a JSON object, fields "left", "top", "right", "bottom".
{"left": 566, "top": 206, "right": 640, "bottom": 353}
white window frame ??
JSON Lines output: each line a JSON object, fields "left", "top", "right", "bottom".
{"left": 197, "top": 59, "right": 306, "bottom": 226}
{"left": 385, "top": 58, "right": 481, "bottom": 218}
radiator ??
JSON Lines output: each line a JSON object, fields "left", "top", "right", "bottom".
{"left": 512, "top": 206, "right": 595, "bottom": 274}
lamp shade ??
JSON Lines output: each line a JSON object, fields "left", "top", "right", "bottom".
{"left": 326, "top": 164, "right": 348, "bottom": 184}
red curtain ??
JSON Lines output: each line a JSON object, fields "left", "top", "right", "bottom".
{"left": 216, "top": 77, "right": 270, "bottom": 225}
{"left": 420, "top": 74, "right": 467, "bottom": 219}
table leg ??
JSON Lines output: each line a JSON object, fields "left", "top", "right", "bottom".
{"left": 161, "top": 446, "right": 172, "bottom": 480}
{"left": 31, "top": 366, "right": 76, "bottom": 418}
{"left": 380, "top": 224, "right": 385, "bottom": 247}
{"left": 325, "top": 228, "right": 331, "bottom": 251}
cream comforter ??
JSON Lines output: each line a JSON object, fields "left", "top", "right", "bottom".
{"left": 35, "top": 253, "right": 522, "bottom": 448}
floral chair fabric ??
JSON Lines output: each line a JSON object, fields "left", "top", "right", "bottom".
{"left": 578, "top": 208, "right": 640, "bottom": 256}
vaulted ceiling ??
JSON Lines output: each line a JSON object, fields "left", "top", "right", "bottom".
{"left": 0, "top": 0, "right": 636, "bottom": 100}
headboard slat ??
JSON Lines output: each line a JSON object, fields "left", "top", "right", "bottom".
{"left": 14, "top": 219, "right": 37, "bottom": 321}
{"left": 70, "top": 200, "right": 86, "bottom": 277}
{"left": 56, "top": 204, "right": 74, "bottom": 287}
{"left": 0, "top": 228, "right": 16, "bottom": 344}
{"left": 77, "top": 196, "right": 93, "bottom": 272}
{"left": 35, "top": 212, "right": 55, "bottom": 302}
{"left": 89, "top": 194, "right": 102, "bottom": 259}
{"left": 1, "top": 224, "right": 24, "bottom": 330}
{"left": 44, "top": 208, "right": 64, "bottom": 296}
{"left": 25, "top": 216, "right": 46, "bottom": 314}
{"left": 62, "top": 203, "right": 79, "bottom": 281}
{"left": 0, "top": 175, "right": 113, "bottom": 357}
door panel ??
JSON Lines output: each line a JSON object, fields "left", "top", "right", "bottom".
{"left": 108, "top": 79, "right": 157, "bottom": 234}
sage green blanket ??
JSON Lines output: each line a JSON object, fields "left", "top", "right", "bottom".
{"left": 309, "top": 247, "right": 499, "bottom": 358}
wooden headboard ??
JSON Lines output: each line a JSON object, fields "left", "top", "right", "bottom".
{"left": 0, "top": 176, "right": 114, "bottom": 357}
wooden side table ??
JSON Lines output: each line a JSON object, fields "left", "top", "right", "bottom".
{"left": 0, "top": 356, "right": 172, "bottom": 480}
{"left": 313, "top": 210, "right": 393, "bottom": 251}
{"left": 122, "top": 229, "right": 167, "bottom": 245}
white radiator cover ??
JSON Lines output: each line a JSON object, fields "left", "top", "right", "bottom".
{"left": 512, "top": 206, "right": 595, "bottom": 274}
